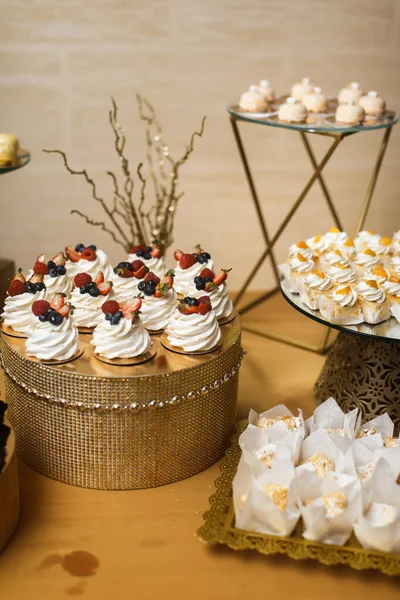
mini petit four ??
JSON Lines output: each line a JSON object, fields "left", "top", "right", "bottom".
{"left": 239, "top": 86, "right": 268, "bottom": 113}
{"left": 302, "top": 86, "right": 327, "bottom": 113}
{"left": 278, "top": 97, "right": 308, "bottom": 124}
{"left": 359, "top": 91, "right": 386, "bottom": 117}
{"left": 335, "top": 101, "right": 365, "bottom": 126}
{"left": 290, "top": 77, "right": 313, "bottom": 101}
{"left": 337, "top": 82, "right": 363, "bottom": 105}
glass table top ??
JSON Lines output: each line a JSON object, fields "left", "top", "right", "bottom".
{"left": 280, "top": 281, "right": 400, "bottom": 343}
{"left": 227, "top": 98, "right": 398, "bottom": 134}
{"left": 0, "top": 149, "right": 30, "bottom": 175}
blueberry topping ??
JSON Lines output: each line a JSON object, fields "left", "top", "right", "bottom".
{"left": 35, "top": 282, "right": 46, "bottom": 292}
{"left": 135, "top": 249, "right": 144, "bottom": 257}
{"left": 204, "top": 277, "right": 213, "bottom": 283}
{"left": 145, "top": 246, "right": 152, "bottom": 252}
{"left": 89, "top": 287, "right": 100, "bottom": 297}
{"left": 39, "top": 313, "right": 49, "bottom": 322}
{"left": 105, "top": 313, "right": 112, "bottom": 321}
{"left": 88, "top": 282, "right": 97, "bottom": 289}
{"left": 143, "top": 283, "right": 155, "bottom": 296}
{"left": 185, "top": 297, "right": 199, "bottom": 306}
{"left": 88, "top": 245, "right": 97, "bottom": 251}
{"left": 47, "top": 307, "right": 55, "bottom": 314}
{"left": 75, "top": 243, "right": 85, "bottom": 253}
{"left": 195, "top": 280, "right": 205, "bottom": 290}
{"left": 110, "top": 312, "right": 122, "bottom": 325}
{"left": 143, "top": 252, "right": 152, "bottom": 260}
{"left": 47, "top": 261, "right": 56, "bottom": 269}
{"left": 138, "top": 281, "right": 146, "bottom": 292}
{"left": 115, "top": 311, "right": 123, "bottom": 319}
{"left": 196, "top": 256, "right": 207, "bottom": 264}
{"left": 57, "top": 265, "right": 66, "bottom": 275}
{"left": 80, "top": 285, "right": 89, "bottom": 294}
{"left": 117, "top": 261, "right": 133, "bottom": 271}
{"left": 26, "top": 282, "right": 37, "bottom": 294}
{"left": 48, "top": 268, "right": 58, "bottom": 278}
{"left": 49, "top": 312, "right": 63, "bottom": 326}
{"left": 201, "top": 252, "right": 211, "bottom": 260}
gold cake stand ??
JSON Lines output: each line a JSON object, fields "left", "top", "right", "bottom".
{"left": 1, "top": 316, "right": 243, "bottom": 490}
{"left": 228, "top": 100, "right": 398, "bottom": 354}
{"left": 0, "top": 419, "right": 20, "bottom": 554}
{"left": 198, "top": 421, "right": 400, "bottom": 576}
{"left": 280, "top": 282, "right": 400, "bottom": 431}
{"left": 0, "top": 148, "right": 31, "bottom": 175}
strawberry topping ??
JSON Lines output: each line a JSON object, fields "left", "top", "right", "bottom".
{"left": 32, "top": 300, "right": 51, "bottom": 316}
{"left": 179, "top": 253, "right": 198, "bottom": 270}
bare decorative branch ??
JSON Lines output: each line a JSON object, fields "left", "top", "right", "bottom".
{"left": 44, "top": 97, "right": 206, "bottom": 255}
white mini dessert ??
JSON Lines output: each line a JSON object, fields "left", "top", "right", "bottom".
{"left": 366, "top": 264, "right": 390, "bottom": 285}
{"left": 354, "top": 249, "right": 379, "bottom": 278}
{"left": 326, "top": 263, "right": 356, "bottom": 285}
{"left": 301, "top": 268, "right": 333, "bottom": 310}
{"left": 187, "top": 268, "right": 233, "bottom": 320}
{"left": 305, "top": 234, "right": 331, "bottom": 257}
{"left": 127, "top": 243, "right": 165, "bottom": 278}
{"left": 239, "top": 86, "right": 268, "bottom": 113}
{"left": 354, "top": 230, "right": 380, "bottom": 252}
{"left": 290, "top": 77, "right": 313, "bottom": 101}
{"left": 279, "top": 252, "right": 315, "bottom": 294}
{"left": 25, "top": 297, "right": 79, "bottom": 362}
{"left": 173, "top": 249, "right": 214, "bottom": 296}
{"left": 139, "top": 271, "right": 176, "bottom": 332}
{"left": 288, "top": 241, "right": 314, "bottom": 261}
{"left": 320, "top": 249, "right": 350, "bottom": 271}
{"left": 256, "top": 80, "right": 275, "bottom": 102}
{"left": 356, "top": 279, "right": 390, "bottom": 324}
{"left": 70, "top": 272, "right": 114, "bottom": 329}
{"left": 28, "top": 253, "right": 72, "bottom": 299}
{"left": 324, "top": 227, "right": 349, "bottom": 247}
{"left": 337, "top": 237, "right": 357, "bottom": 260}
{"left": 302, "top": 87, "right": 327, "bottom": 113}
{"left": 335, "top": 100, "right": 365, "bottom": 126}
{"left": 91, "top": 299, "right": 152, "bottom": 360}
{"left": 1, "top": 273, "right": 45, "bottom": 334}
{"left": 319, "top": 285, "right": 363, "bottom": 325}
{"left": 278, "top": 97, "right": 308, "bottom": 123}
{"left": 367, "top": 236, "right": 392, "bottom": 265}
{"left": 165, "top": 298, "right": 221, "bottom": 353}
{"left": 338, "top": 82, "right": 363, "bottom": 104}
{"left": 359, "top": 91, "right": 386, "bottom": 117}
{"left": 66, "top": 245, "right": 111, "bottom": 280}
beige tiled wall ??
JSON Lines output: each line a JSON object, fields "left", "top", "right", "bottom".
{"left": 1, "top": 0, "right": 400, "bottom": 289}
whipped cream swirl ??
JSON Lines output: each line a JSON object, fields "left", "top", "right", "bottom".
{"left": 1, "top": 290, "right": 45, "bottom": 333}
{"left": 337, "top": 240, "right": 356, "bottom": 259}
{"left": 390, "top": 256, "right": 400, "bottom": 274}
{"left": 327, "top": 264, "right": 356, "bottom": 284}
{"left": 306, "top": 234, "right": 330, "bottom": 254}
{"left": 288, "top": 242, "right": 313, "bottom": 260}
{"left": 127, "top": 253, "right": 166, "bottom": 278}
{"left": 25, "top": 316, "right": 79, "bottom": 361}
{"left": 368, "top": 236, "right": 392, "bottom": 256}
{"left": 354, "top": 231, "right": 380, "bottom": 252}
{"left": 189, "top": 283, "right": 233, "bottom": 319}
{"left": 325, "top": 229, "right": 348, "bottom": 246}
{"left": 289, "top": 254, "right": 314, "bottom": 273}
{"left": 356, "top": 280, "right": 386, "bottom": 303}
{"left": 323, "top": 250, "right": 350, "bottom": 268}
{"left": 304, "top": 271, "right": 332, "bottom": 291}
{"left": 70, "top": 287, "right": 114, "bottom": 328}
{"left": 91, "top": 317, "right": 152, "bottom": 359}
{"left": 141, "top": 289, "right": 176, "bottom": 331}
{"left": 27, "top": 269, "right": 72, "bottom": 298}
{"left": 355, "top": 251, "right": 379, "bottom": 269}
{"left": 166, "top": 309, "right": 221, "bottom": 352}
{"left": 331, "top": 286, "right": 358, "bottom": 307}
{"left": 174, "top": 258, "right": 215, "bottom": 295}
{"left": 66, "top": 248, "right": 111, "bottom": 280}
{"left": 110, "top": 273, "right": 140, "bottom": 304}
{"left": 383, "top": 279, "right": 400, "bottom": 297}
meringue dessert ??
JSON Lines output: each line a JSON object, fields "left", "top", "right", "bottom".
{"left": 70, "top": 271, "right": 114, "bottom": 329}
{"left": 238, "top": 86, "right": 268, "bottom": 113}
{"left": 165, "top": 296, "right": 221, "bottom": 353}
{"left": 1, "top": 271, "right": 46, "bottom": 334}
{"left": 337, "top": 81, "right": 363, "bottom": 104}
{"left": 65, "top": 243, "right": 111, "bottom": 280}
{"left": 111, "top": 259, "right": 149, "bottom": 303}
{"left": 30, "top": 252, "right": 72, "bottom": 298}
{"left": 173, "top": 246, "right": 214, "bottom": 296}
{"left": 359, "top": 91, "right": 386, "bottom": 117}
{"left": 127, "top": 242, "right": 165, "bottom": 278}
{"left": 302, "top": 86, "right": 327, "bottom": 113}
{"left": 278, "top": 97, "right": 308, "bottom": 124}
{"left": 188, "top": 267, "right": 233, "bottom": 320}
{"left": 256, "top": 80, "right": 275, "bottom": 102}
{"left": 140, "top": 270, "right": 176, "bottom": 332}
{"left": 0, "top": 133, "right": 19, "bottom": 166}
{"left": 290, "top": 77, "right": 313, "bottom": 101}
{"left": 91, "top": 298, "right": 153, "bottom": 360}
{"left": 335, "top": 101, "right": 365, "bottom": 126}
{"left": 264, "top": 483, "right": 288, "bottom": 511}
{"left": 26, "top": 296, "right": 79, "bottom": 362}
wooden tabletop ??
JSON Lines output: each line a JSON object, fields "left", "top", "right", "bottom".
{"left": 0, "top": 295, "right": 399, "bottom": 599}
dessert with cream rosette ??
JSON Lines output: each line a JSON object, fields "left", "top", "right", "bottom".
{"left": 238, "top": 86, "right": 268, "bottom": 113}
{"left": 324, "top": 227, "right": 349, "bottom": 248}
{"left": 290, "top": 77, "right": 313, "bottom": 101}
{"left": 173, "top": 246, "right": 214, "bottom": 296}
{"left": 366, "top": 264, "right": 390, "bottom": 285}
{"left": 111, "top": 259, "right": 149, "bottom": 303}
{"left": 278, "top": 97, "right": 308, "bottom": 124}
{"left": 326, "top": 263, "right": 356, "bottom": 285}
{"left": 278, "top": 252, "right": 315, "bottom": 294}
{"left": 359, "top": 91, "right": 386, "bottom": 117}
{"left": 319, "top": 249, "right": 350, "bottom": 271}
{"left": 1, "top": 271, "right": 46, "bottom": 335}
{"left": 354, "top": 249, "right": 379, "bottom": 278}
{"left": 65, "top": 243, "right": 111, "bottom": 280}
{"left": 25, "top": 296, "right": 79, "bottom": 362}
{"left": 29, "top": 252, "right": 72, "bottom": 298}
{"left": 354, "top": 230, "right": 380, "bottom": 252}
{"left": 337, "top": 81, "right": 363, "bottom": 105}
{"left": 164, "top": 296, "right": 221, "bottom": 353}
{"left": 302, "top": 87, "right": 327, "bottom": 113}
{"left": 187, "top": 267, "right": 233, "bottom": 321}
{"left": 337, "top": 237, "right": 357, "bottom": 261}
{"left": 335, "top": 101, "right": 365, "bottom": 126}
{"left": 305, "top": 234, "right": 331, "bottom": 258}
{"left": 366, "top": 236, "right": 392, "bottom": 265}
{"left": 319, "top": 285, "right": 363, "bottom": 325}
{"left": 140, "top": 270, "right": 176, "bottom": 333}
{"left": 70, "top": 271, "right": 114, "bottom": 330}
{"left": 127, "top": 242, "right": 165, "bottom": 278}
{"left": 91, "top": 298, "right": 153, "bottom": 361}
{"left": 300, "top": 268, "right": 333, "bottom": 311}
{"left": 256, "top": 80, "right": 275, "bottom": 103}
{"left": 288, "top": 240, "right": 314, "bottom": 261}
{"left": 356, "top": 279, "right": 390, "bottom": 324}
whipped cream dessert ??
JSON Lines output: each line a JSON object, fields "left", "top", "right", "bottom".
{"left": 187, "top": 267, "right": 233, "bottom": 320}
{"left": 92, "top": 315, "right": 152, "bottom": 359}
{"left": 28, "top": 252, "right": 72, "bottom": 299}
{"left": 321, "top": 250, "right": 350, "bottom": 269}
{"left": 367, "top": 264, "right": 390, "bottom": 284}
{"left": 66, "top": 245, "right": 111, "bottom": 280}
{"left": 111, "top": 273, "right": 140, "bottom": 304}
{"left": 239, "top": 86, "right": 268, "bottom": 113}
{"left": 302, "top": 86, "right": 327, "bottom": 113}
{"left": 337, "top": 238, "right": 357, "bottom": 260}
{"left": 354, "top": 249, "right": 379, "bottom": 271}
{"left": 338, "top": 81, "right": 363, "bottom": 104}
{"left": 356, "top": 279, "right": 386, "bottom": 304}
{"left": 127, "top": 243, "right": 165, "bottom": 278}
{"left": 327, "top": 264, "right": 356, "bottom": 284}
{"left": 336, "top": 101, "right": 365, "bottom": 126}
{"left": 1, "top": 289, "right": 45, "bottom": 333}
{"left": 70, "top": 273, "right": 114, "bottom": 328}
{"left": 290, "top": 77, "right": 313, "bottom": 100}
{"left": 278, "top": 97, "right": 308, "bottom": 123}
{"left": 166, "top": 300, "right": 221, "bottom": 353}
{"left": 302, "top": 269, "right": 333, "bottom": 310}
{"left": 354, "top": 230, "right": 380, "bottom": 252}
{"left": 256, "top": 80, "right": 275, "bottom": 102}
{"left": 141, "top": 289, "right": 177, "bottom": 332}
{"left": 306, "top": 234, "right": 330, "bottom": 256}
{"left": 325, "top": 227, "right": 349, "bottom": 247}
{"left": 288, "top": 241, "right": 314, "bottom": 260}
{"left": 195, "top": 283, "right": 232, "bottom": 320}
{"left": 331, "top": 285, "right": 358, "bottom": 307}
{"left": 359, "top": 91, "right": 386, "bottom": 117}
{"left": 173, "top": 248, "right": 214, "bottom": 296}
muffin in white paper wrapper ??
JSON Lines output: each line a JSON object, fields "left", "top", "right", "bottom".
{"left": 354, "top": 468, "right": 400, "bottom": 553}
{"left": 390, "top": 303, "right": 400, "bottom": 324}
{"left": 297, "top": 470, "right": 362, "bottom": 545}
{"left": 238, "top": 426, "right": 298, "bottom": 477}
{"left": 297, "top": 429, "right": 353, "bottom": 479}
{"left": 235, "top": 460, "right": 300, "bottom": 537}
{"left": 306, "top": 397, "right": 360, "bottom": 450}
{"left": 248, "top": 404, "right": 306, "bottom": 442}
{"left": 348, "top": 447, "right": 395, "bottom": 508}
{"left": 356, "top": 413, "right": 394, "bottom": 447}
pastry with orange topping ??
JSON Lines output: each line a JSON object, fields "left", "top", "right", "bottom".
{"left": 319, "top": 249, "right": 350, "bottom": 271}
{"left": 319, "top": 285, "right": 363, "bottom": 325}
{"left": 337, "top": 237, "right": 357, "bottom": 261}
{"left": 354, "top": 230, "right": 380, "bottom": 252}
{"left": 300, "top": 268, "right": 333, "bottom": 310}
{"left": 305, "top": 233, "right": 331, "bottom": 258}
{"left": 356, "top": 278, "right": 390, "bottom": 324}
{"left": 326, "top": 262, "right": 356, "bottom": 285}
{"left": 288, "top": 240, "right": 314, "bottom": 261}
{"left": 278, "top": 252, "right": 314, "bottom": 294}
{"left": 366, "top": 264, "right": 390, "bottom": 285}
{"left": 325, "top": 227, "right": 349, "bottom": 247}
{"left": 354, "top": 249, "right": 379, "bottom": 279}
{"left": 367, "top": 236, "right": 392, "bottom": 265}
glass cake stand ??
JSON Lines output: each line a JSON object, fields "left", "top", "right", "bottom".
{"left": 280, "top": 280, "right": 400, "bottom": 431}
{"left": 0, "top": 149, "right": 31, "bottom": 175}
{"left": 228, "top": 97, "right": 398, "bottom": 353}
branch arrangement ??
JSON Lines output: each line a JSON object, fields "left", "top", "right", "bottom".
{"left": 44, "top": 96, "right": 206, "bottom": 254}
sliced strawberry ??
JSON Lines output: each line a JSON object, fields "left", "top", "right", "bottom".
{"left": 197, "top": 295, "right": 212, "bottom": 305}
{"left": 81, "top": 248, "right": 96, "bottom": 261}
{"left": 134, "top": 265, "right": 149, "bottom": 279}
{"left": 65, "top": 245, "right": 82, "bottom": 262}
{"left": 154, "top": 283, "right": 171, "bottom": 298}
{"left": 33, "top": 260, "right": 49, "bottom": 275}
{"left": 57, "top": 304, "right": 71, "bottom": 318}
{"left": 13, "top": 269, "right": 26, "bottom": 283}
{"left": 131, "top": 259, "right": 145, "bottom": 272}
{"left": 98, "top": 282, "right": 112, "bottom": 296}
{"left": 205, "top": 281, "right": 217, "bottom": 292}
{"left": 94, "top": 271, "right": 104, "bottom": 285}
{"left": 115, "top": 267, "right": 134, "bottom": 278}
{"left": 150, "top": 246, "right": 161, "bottom": 258}
{"left": 193, "top": 244, "right": 203, "bottom": 255}
{"left": 198, "top": 302, "right": 212, "bottom": 315}
{"left": 200, "top": 268, "right": 215, "bottom": 280}
{"left": 144, "top": 272, "right": 160, "bottom": 285}
{"left": 122, "top": 297, "right": 142, "bottom": 317}
{"left": 74, "top": 273, "right": 92, "bottom": 288}
{"left": 50, "top": 293, "right": 65, "bottom": 310}
{"left": 213, "top": 268, "right": 231, "bottom": 286}
{"left": 130, "top": 244, "right": 145, "bottom": 254}
{"left": 178, "top": 303, "right": 197, "bottom": 315}
{"left": 174, "top": 249, "right": 183, "bottom": 261}
{"left": 7, "top": 279, "right": 26, "bottom": 297}
{"left": 37, "top": 253, "right": 46, "bottom": 263}
{"left": 179, "top": 253, "right": 198, "bottom": 270}
{"left": 52, "top": 252, "right": 67, "bottom": 266}
{"left": 29, "top": 273, "right": 44, "bottom": 284}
